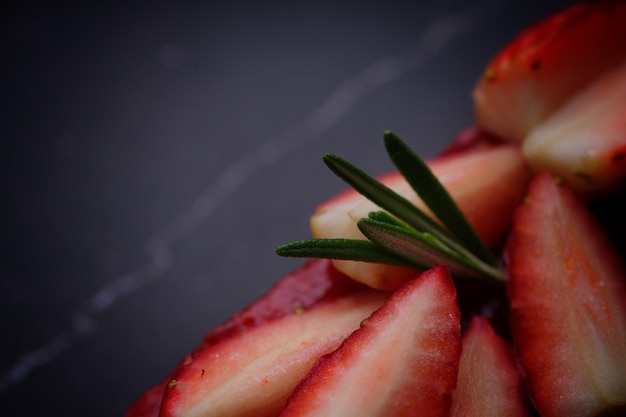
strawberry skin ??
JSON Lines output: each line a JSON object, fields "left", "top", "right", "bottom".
{"left": 279, "top": 265, "right": 461, "bottom": 417}
{"left": 437, "top": 125, "right": 505, "bottom": 157}
{"left": 450, "top": 316, "right": 532, "bottom": 417}
{"left": 506, "top": 172, "right": 626, "bottom": 417}
{"left": 159, "top": 282, "right": 387, "bottom": 417}
{"left": 473, "top": 0, "right": 626, "bottom": 142}
{"left": 311, "top": 144, "right": 530, "bottom": 290}
{"left": 126, "top": 382, "right": 171, "bottom": 417}
{"left": 200, "top": 259, "right": 367, "bottom": 347}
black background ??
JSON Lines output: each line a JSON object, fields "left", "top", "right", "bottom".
{"left": 1, "top": 1, "right": 579, "bottom": 416}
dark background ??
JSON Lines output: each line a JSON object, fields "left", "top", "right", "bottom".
{"left": 1, "top": 1, "right": 578, "bottom": 416}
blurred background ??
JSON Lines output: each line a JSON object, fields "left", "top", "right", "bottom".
{"left": 1, "top": 1, "right": 578, "bottom": 415}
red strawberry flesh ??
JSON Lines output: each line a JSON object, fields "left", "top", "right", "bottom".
{"left": 506, "top": 172, "right": 626, "bottom": 417}
{"left": 450, "top": 316, "right": 532, "bottom": 417}
{"left": 279, "top": 265, "right": 461, "bottom": 417}
{"left": 159, "top": 282, "right": 387, "bottom": 416}
{"left": 125, "top": 259, "right": 370, "bottom": 417}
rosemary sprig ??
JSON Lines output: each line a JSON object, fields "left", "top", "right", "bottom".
{"left": 357, "top": 219, "right": 505, "bottom": 282}
{"left": 275, "top": 132, "right": 506, "bottom": 283}
{"left": 322, "top": 153, "right": 453, "bottom": 246}
{"left": 384, "top": 131, "right": 498, "bottom": 266}
{"left": 276, "top": 238, "right": 420, "bottom": 269}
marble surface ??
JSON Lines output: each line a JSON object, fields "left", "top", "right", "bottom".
{"left": 1, "top": 1, "right": 577, "bottom": 415}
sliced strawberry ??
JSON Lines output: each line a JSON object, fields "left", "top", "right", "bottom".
{"left": 506, "top": 172, "right": 626, "bottom": 417}
{"left": 474, "top": 1, "right": 626, "bottom": 195}
{"left": 473, "top": 0, "right": 626, "bottom": 142}
{"left": 125, "top": 382, "right": 170, "bottom": 417}
{"left": 450, "top": 316, "right": 532, "bottom": 417}
{"left": 159, "top": 284, "right": 388, "bottom": 417}
{"left": 279, "top": 265, "right": 461, "bottom": 417}
{"left": 437, "top": 125, "right": 505, "bottom": 157}
{"left": 125, "top": 259, "right": 368, "bottom": 417}
{"left": 311, "top": 144, "right": 530, "bottom": 290}
{"left": 523, "top": 62, "right": 626, "bottom": 196}
{"left": 200, "top": 259, "right": 367, "bottom": 346}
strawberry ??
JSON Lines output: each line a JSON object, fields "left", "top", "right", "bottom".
{"left": 437, "top": 125, "right": 505, "bottom": 157}
{"left": 473, "top": 0, "right": 626, "bottom": 195}
{"left": 450, "top": 316, "right": 532, "bottom": 417}
{"left": 279, "top": 265, "right": 461, "bottom": 417}
{"left": 523, "top": 62, "right": 626, "bottom": 196}
{"left": 505, "top": 172, "right": 626, "bottom": 417}
{"left": 200, "top": 259, "right": 368, "bottom": 347}
{"left": 125, "top": 259, "right": 371, "bottom": 417}
{"left": 473, "top": 0, "right": 626, "bottom": 142}
{"left": 125, "top": 382, "right": 171, "bottom": 417}
{"left": 159, "top": 278, "right": 387, "bottom": 417}
{"left": 310, "top": 144, "right": 530, "bottom": 290}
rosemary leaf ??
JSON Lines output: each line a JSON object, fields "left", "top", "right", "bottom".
{"left": 357, "top": 218, "right": 476, "bottom": 276}
{"left": 276, "top": 131, "right": 507, "bottom": 285}
{"left": 367, "top": 210, "right": 410, "bottom": 229}
{"left": 358, "top": 218, "right": 505, "bottom": 282}
{"left": 322, "top": 153, "right": 451, "bottom": 240}
{"left": 275, "top": 238, "right": 417, "bottom": 268}
{"left": 383, "top": 131, "right": 498, "bottom": 266}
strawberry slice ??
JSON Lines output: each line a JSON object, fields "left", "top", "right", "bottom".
{"left": 159, "top": 281, "right": 387, "bottom": 417}
{"left": 126, "top": 382, "right": 171, "bottom": 417}
{"left": 523, "top": 62, "right": 626, "bottom": 196}
{"left": 450, "top": 316, "right": 532, "bottom": 417}
{"left": 473, "top": 1, "right": 626, "bottom": 195}
{"left": 279, "top": 265, "right": 461, "bottom": 417}
{"left": 200, "top": 259, "right": 368, "bottom": 347}
{"left": 473, "top": 0, "right": 626, "bottom": 142}
{"left": 437, "top": 125, "right": 505, "bottom": 157}
{"left": 311, "top": 144, "right": 530, "bottom": 290}
{"left": 505, "top": 172, "right": 626, "bottom": 417}
{"left": 125, "top": 259, "right": 369, "bottom": 417}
